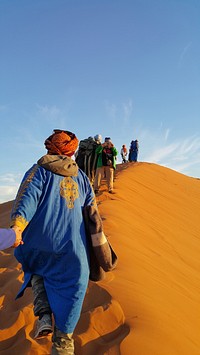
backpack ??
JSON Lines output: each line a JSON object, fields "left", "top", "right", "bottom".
{"left": 75, "top": 137, "right": 98, "bottom": 181}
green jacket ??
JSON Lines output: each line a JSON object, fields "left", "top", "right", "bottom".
{"left": 95, "top": 145, "right": 118, "bottom": 170}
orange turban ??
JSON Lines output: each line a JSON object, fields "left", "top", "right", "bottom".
{"left": 45, "top": 129, "right": 79, "bottom": 156}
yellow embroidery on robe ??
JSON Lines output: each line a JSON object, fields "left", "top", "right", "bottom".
{"left": 12, "top": 164, "right": 39, "bottom": 212}
{"left": 60, "top": 177, "right": 79, "bottom": 209}
{"left": 10, "top": 215, "right": 29, "bottom": 231}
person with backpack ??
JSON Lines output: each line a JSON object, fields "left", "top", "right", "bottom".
{"left": 75, "top": 134, "right": 102, "bottom": 184}
{"left": 94, "top": 137, "right": 118, "bottom": 194}
{"left": 128, "top": 139, "right": 139, "bottom": 162}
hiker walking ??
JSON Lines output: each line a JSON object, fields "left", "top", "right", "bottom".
{"left": 129, "top": 139, "right": 139, "bottom": 162}
{"left": 121, "top": 144, "right": 128, "bottom": 163}
{"left": 75, "top": 134, "right": 102, "bottom": 184}
{"left": 94, "top": 137, "right": 118, "bottom": 194}
{"left": 10, "top": 129, "right": 107, "bottom": 355}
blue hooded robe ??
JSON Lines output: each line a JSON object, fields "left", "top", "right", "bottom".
{"left": 11, "top": 155, "right": 95, "bottom": 333}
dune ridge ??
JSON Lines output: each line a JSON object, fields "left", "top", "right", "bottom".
{"left": 0, "top": 162, "right": 200, "bottom": 355}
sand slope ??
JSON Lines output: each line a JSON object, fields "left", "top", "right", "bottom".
{"left": 0, "top": 162, "right": 200, "bottom": 355}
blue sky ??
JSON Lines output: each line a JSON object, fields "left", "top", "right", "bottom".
{"left": 0, "top": 0, "right": 200, "bottom": 203}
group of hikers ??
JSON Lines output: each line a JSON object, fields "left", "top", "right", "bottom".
{"left": 75, "top": 134, "right": 117, "bottom": 194}
{"left": 120, "top": 139, "right": 139, "bottom": 163}
{"left": 0, "top": 129, "right": 138, "bottom": 355}
{"left": 75, "top": 134, "right": 139, "bottom": 194}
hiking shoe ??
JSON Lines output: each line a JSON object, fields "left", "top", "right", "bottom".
{"left": 52, "top": 337, "right": 74, "bottom": 355}
{"left": 52, "top": 329, "right": 74, "bottom": 355}
{"left": 34, "top": 313, "right": 53, "bottom": 339}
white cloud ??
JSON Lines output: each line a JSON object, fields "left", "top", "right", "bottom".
{"left": 164, "top": 129, "right": 170, "bottom": 141}
{"left": 36, "top": 104, "right": 61, "bottom": 117}
{"left": 105, "top": 99, "right": 133, "bottom": 122}
{"left": 141, "top": 129, "right": 200, "bottom": 178}
{"left": 178, "top": 42, "right": 192, "bottom": 67}
{"left": 145, "top": 142, "right": 180, "bottom": 163}
{"left": 35, "top": 104, "right": 68, "bottom": 129}
{"left": 0, "top": 174, "right": 17, "bottom": 184}
{"left": 123, "top": 99, "right": 133, "bottom": 123}
{"left": 178, "top": 137, "right": 200, "bottom": 155}
{"left": 104, "top": 99, "right": 134, "bottom": 129}
{"left": 11, "top": 128, "right": 43, "bottom": 151}
{"left": 0, "top": 173, "right": 22, "bottom": 203}
{"left": 0, "top": 186, "right": 19, "bottom": 203}
{"left": 105, "top": 101, "right": 117, "bottom": 119}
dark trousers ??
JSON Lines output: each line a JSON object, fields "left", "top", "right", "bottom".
{"left": 31, "top": 274, "right": 52, "bottom": 316}
{"left": 31, "top": 275, "right": 74, "bottom": 355}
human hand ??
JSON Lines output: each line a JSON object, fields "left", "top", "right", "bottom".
{"left": 12, "top": 226, "right": 24, "bottom": 247}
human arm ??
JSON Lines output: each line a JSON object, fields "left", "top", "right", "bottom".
{"left": 0, "top": 226, "right": 23, "bottom": 250}
{"left": 10, "top": 164, "right": 45, "bottom": 231}
{"left": 12, "top": 226, "right": 24, "bottom": 247}
{"left": 95, "top": 144, "right": 103, "bottom": 154}
{"left": 111, "top": 146, "right": 118, "bottom": 157}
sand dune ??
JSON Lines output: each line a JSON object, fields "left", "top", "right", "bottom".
{"left": 0, "top": 162, "right": 200, "bottom": 355}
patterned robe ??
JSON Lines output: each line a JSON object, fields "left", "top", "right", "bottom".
{"left": 11, "top": 155, "right": 95, "bottom": 333}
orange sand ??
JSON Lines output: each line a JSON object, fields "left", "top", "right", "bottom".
{"left": 0, "top": 162, "right": 200, "bottom": 355}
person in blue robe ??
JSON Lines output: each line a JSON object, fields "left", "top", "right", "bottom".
{"left": 10, "top": 129, "right": 98, "bottom": 355}
{"left": 128, "top": 139, "right": 139, "bottom": 162}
